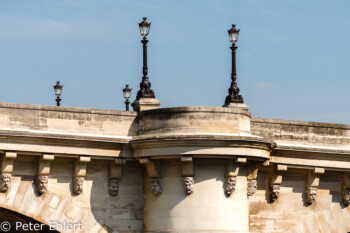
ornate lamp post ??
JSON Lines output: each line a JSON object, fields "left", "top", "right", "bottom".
{"left": 135, "top": 17, "right": 155, "bottom": 100}
{"left": 224, "top": 24, "right": 244, "bottom": 106}
{"left": 53, "top": 81, "right": 63, "bottom": 107}
{"left": 122, "top": 84, "right": 132, "bottom": 111}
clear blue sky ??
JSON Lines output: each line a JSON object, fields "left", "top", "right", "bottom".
{"left": 0, "top": 0, "right": 349, "bottom": 124}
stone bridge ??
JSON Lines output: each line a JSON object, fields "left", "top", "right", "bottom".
{"left": 0, "top": 102, "right": 349, "bottom": 233}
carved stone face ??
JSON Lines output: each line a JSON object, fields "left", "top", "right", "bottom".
{"left": 108, "top": 178, "right": 119, "bottom": 196}
{"left": 270, "top": 184, "right": 280, "bottom": 201}
{"left": 306, "top": 187, "right": 317, "bottom": 204}
{"left": 343, "top": 188, "right": 350, "bottom": 206}
{"left": 73, "top": 177, "right": 84, "bottom": 195}
{"left": 183, "top": 177, "right": 194, "bottom": 195}
{"left": 36, "top": 175, "right": 48, "bottom": 194}
{"left": 247, "top": 179, "right": 257, "bottom": 196}
{"left": 151, "top": 177, "right": 162, "bottom": 195}
{"left": 0, "top": 173, "right": 11, "bottom": 192}
{"left": 225, "top": 176, "right": 236, "bottom": 196}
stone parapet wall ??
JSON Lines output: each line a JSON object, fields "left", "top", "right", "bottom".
{"left": 141, "top": 106, "right": 251, "bottom": 136}
{"left": 251, "top": 117, "right": 350, "bottom": 148}
{"left": 0, "top": 102, "right": 138, "bottom": 138}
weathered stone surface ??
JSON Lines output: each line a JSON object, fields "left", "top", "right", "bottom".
{"left": 0, "top": 102, "right": 347, "bottom": 232}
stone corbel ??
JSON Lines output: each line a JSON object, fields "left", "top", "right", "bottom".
{"left": 36, "top": 154, "right": 54, "bottom": 195}
{"left": 73, "top": 156, "right": 91, "bottom": 195}
{"left": 247, "top": 165, "right": 259, "bottom": 196}
{"left": 342, "top": 172, "right": 350, "bottom": 206}
{"left": 269, "top": 164, "right": 287, "bottom": 202}
{"left": 181, "top": 156, "right": 194, "bottom": 195}
{"left": 305, "top": 167, "right": 324, "bottom": 205}
{"left": 0, "top": 152, "right": 17, "bottom": 192}
{"left": 224, "top": 158, "right": 243, "bottom": 196}
{"left": 109, "top": 158, "right": 126, "bottom": 196}
{"left": 140, "top": 158, "right": 162, "bottom": 195}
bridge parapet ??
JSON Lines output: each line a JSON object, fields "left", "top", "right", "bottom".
{"left": 0, "top": 103, "right": 348, "bottom": 232}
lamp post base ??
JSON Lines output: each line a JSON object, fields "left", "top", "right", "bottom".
{"left": 223, "top": 102, "right": 249, "bottom": 111}
{"left": 131, "top": 98, "right": 161, "bottom": 112}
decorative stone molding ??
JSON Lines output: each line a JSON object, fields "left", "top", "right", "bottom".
{"left": 225, "top": 159, "right": 240, "bottom": 196}
{"left": 0, "top": 173, "right": 11, "bottom": 192}
{"left": 183, "top": 176, "right": 194, "bottom": 195}
{"left": 225, "top": 176, "right": 236, "bottom": 196}
{"left": 36, "top": 154, "right": 54, "bottom": 195}
{"left": 109, "top": 158, "right": 126, "bottom": 196}
{"left": 342, "top": 173, "right": 350, "bottom": 206}
{"left": 181, "top": 156, "right": 194, "bottom": 195}
{"left": 269, "top": 164, "right": 287, "bottom": 202}
{"left": 0, "top": 152, "right": 17, "bottom": 193}
{"left": 235, "top": 157, "right": 247, "bottom": 164}
{"left": 248, "top": 179, "right": 257, "bottom": 196}
{"left": 150, "top": 177, "right": 162, "bottom": 196}
{"left": 36, "top": 175, "right": 48, "bottom": 194}
{"left": 140, "top": 158, "right": 162, "bottom": 195}
{"left": 73, "top": 177, "right": 84, "bottom": 194}
{"left": 305, "top": 167, "right": 324, "bottom": 205}
{"left": 343, "top": 188, "right": 350, "bottom": 206}
{"left": 306, "top": 186, "right": 317, "bottom": 204}
{"left": 247, "top": 165, "right": 259, "bottom": 196}
{"left": 269, "top": 184, "right": 280, "bottom": 201}
{"left": 108, "top": 178, "right": 119, "bottom": 196}
{"left": 73, "top": 156, "right": 91, "bottom": 195}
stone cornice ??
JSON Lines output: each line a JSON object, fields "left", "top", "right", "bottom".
{"left": 252, "top": 117, "right": 349, "bottom": 129}
{"left": 0, "top": 102, "right": 138, "bottom": 117}
{"left": 130, "top": 135, "right": 275, "bottom": 159}
{"left": 142, "top": 106, "right": 251, "bottom": 117}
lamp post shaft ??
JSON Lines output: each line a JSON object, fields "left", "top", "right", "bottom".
{"left": 224, "top": 42, "right": 244, "bottom": 106}
{"left": 135, "top": 36, "right": 155, "bottom": 100}
{"left": 142, "top": 37, "right": 148, "bottom": 77}
{"left": 231, "top": 43, "right": 237, "bottom": 84}
{"left": 56, "top": 96, "right": 61, "bottom": 107}
{"left": 125, "top": 99, "right": 130, "bottom": 111}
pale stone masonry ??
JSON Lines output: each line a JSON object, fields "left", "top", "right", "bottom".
{"left": 0, "top": 102, "right": 348, "bottom": 232}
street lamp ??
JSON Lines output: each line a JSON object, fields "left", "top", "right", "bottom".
{"left": 53, "top": 81, "right": 63, "bottom": 107}
{"left": 123, "top": 84, "right": 132, "bottom": 111}
{"left": 135, "top": 17, "right": 155, "bottom": 100}
{"left": 224, "top": 24, "right": 244, "bottom": 106}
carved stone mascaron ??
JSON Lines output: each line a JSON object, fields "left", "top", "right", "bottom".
{"left": 306, "top": 187, "right": 317, "bottom": 204}
{"left": 183, "top": 177, "right": 194, "bottom": 195}
{"left": 270, "top": 184, "right": 280, "bottom": 202}
{"left": 225, "top": 176, "right": 236, "bottom": 196}
{"left": 0, "top": 173, "right": 11, "bottom": 193}
{"left": 343, "top": 188, "right": 350, "bottom": 206}
{"left": 36, "top": 175, "right": 48, "bottom": 195}
{"left": 151, "top": 177, "right": 162, "bottom": 195}
{"left": 108, "top": 178, "right": 119, "bottom": 196}
{"left": 247, "top": 179, "right": 257, "bottom": 196}
{"left": 73, "top": 177, "right": 84, "bottom": 195}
